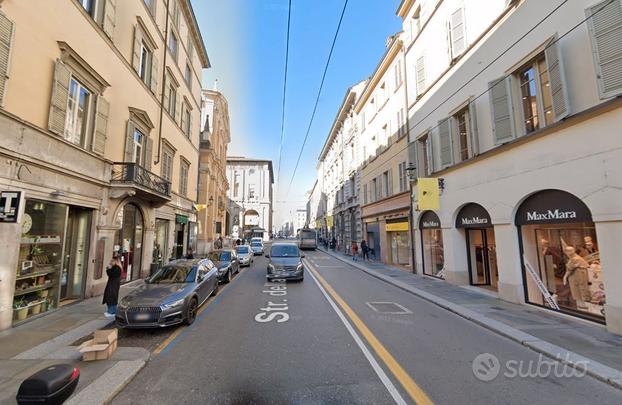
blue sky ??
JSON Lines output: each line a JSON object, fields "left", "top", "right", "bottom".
{"left": 192, "top": 0, "right": 403, "bottom": 227}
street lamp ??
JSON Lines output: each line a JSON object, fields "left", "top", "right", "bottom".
{"left": 405, "top": 164, "right": 417, "bottom": 274}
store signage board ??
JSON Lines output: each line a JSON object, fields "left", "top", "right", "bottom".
{"left": 0, "top": 191, "right": 21, "bottom": 223}
{"left": 419, "top": 211, "right": 441, "bottom": 229}
{"left": 524, "top": 256, "right": 560, "bottom": 310}
{"left": 386, "top": 222, "right": 409, "bottom": 232}
{"left": 455, "top": 203, "right": 493, "bottom": 229}
{"left": 516, "top": 190, "right": 592, "bottom": 225}
{"left": 175, "top": 214, "right": 188, "bottom": 225}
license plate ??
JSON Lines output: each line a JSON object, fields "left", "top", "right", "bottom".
{"left": 135, "top": 313, "right": 150, "bottom": 321}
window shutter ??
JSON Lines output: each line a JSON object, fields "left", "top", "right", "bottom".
{"left": 188, "top": 109, "right": 193, "bottom": 138}
{"left": 587, "top": 0, "right": 622, "bottom": 98}
{"left": 416, "top": 56, "right": 426, "bottom": 95}
{"left": 545, "top": 36, "right": 569, "bottom": 120}
{"left": 124, "top": 121, "right": 135, "bottom": 163}
{"left": 438, "top": 118, "right": 453, "bottom": 168}
{"left": 144, "top": 136, "right": 153, "bottom": 171}
{"left": 150, "top": 53, "right": 158, "bottom": 94}
{"left": 468, "top": 101, "right": 479, "bottom": 156}
{"left": 450, "top": 8, "right": 466, "bottom": 58}
{"left": 175, "top": 92, "right": 181, "bottom": 123}
{"left": 48, "top": 60, "right": 71, "bottom": 136}
{"left": 408, "top": 141, "right": 418, "bottom": 179}
{"left": 180, "top": 103, "right": 187, "bottom": 134}
{"left": 426, "top": 136, "right": 433, "bottom": 173}
{"left": 489, "top": 77, "right": 515, "bottom": 144}
{"left": 103, "top": 0, "right": 116, "bottom": 39}
{"left": 132, "top": 25, "right": 142, "bottom": 73}
{"left": 388, "top": 169, "right": 393, "bottom": 196}
{"left": 92, "top": 96, "right": 109, "bottom": 155}
{"left": 162, "top": 75, "right": 169, "bottom": 112}
{"left": 0, "top": 12, "right": 14, "bottom": 106}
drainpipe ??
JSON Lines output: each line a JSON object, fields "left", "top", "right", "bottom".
{"left": 402, "top": 41, "right": 417, "bottom": 274}
{"left": 154, "top": 0, "right": 171, "bottom": 165}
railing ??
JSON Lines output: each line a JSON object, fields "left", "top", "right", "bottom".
{"left": 111, "top": 162, "right": 171, "bottom": 198}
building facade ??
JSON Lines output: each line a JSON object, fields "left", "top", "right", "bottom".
{"left": 0, "top": 0, "right": 209, "bottom": 330}
{"left": 226, "top": 157, "right": 274, "bottom": 241}
{"left": 316, "top": 81, "right": 366, "bottom": 252}
{"left": 295, "top": 209, "right": 307, "bottom": 233}
{"left": 197, "top": 88, "right": 230, "bottom": 253}
{"left": 401, "top": 0, "right": 622, "bottom": 333}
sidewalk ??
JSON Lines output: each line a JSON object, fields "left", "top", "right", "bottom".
{"left": 319, "top": 247, "right": 622, "bottom": 389}
{"left": 0, "top": 281, "right": 149, "bottom": 404}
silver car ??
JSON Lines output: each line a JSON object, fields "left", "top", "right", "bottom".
{"left": 250, "top": 240, "right": 264, "bottom": 255}
{"left": 116, "top": 258, "right": 218, "bottom": 328}
{"left": 235, "top": 245, "right": 254, "bottom": 266}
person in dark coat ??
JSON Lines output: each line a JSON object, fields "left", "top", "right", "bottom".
{"left": 103, "top": 257, "right": 122, "bottom": 318}
{"left": 361, "top": 240, "right": 370, "bottom": 262}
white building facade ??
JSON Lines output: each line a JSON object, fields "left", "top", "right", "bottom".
{"left": 402, "top": 0, "right": 622, "bottom": 333}
{"left": 226, "top": 157, "right": 273, "bottom": 241}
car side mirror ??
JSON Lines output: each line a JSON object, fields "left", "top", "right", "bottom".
{"left": 264, "top": 254, "right": 270, "bottom": 258}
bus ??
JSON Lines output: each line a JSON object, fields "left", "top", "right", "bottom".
{"left": 298, "top": 228, "right": 317, "bottom": 250}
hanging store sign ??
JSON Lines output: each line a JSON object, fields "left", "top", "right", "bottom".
{"left": 416, "top": 178, "right": 440, "bottom": 211}
{"left": 0, "top": 191, "right": 21, "bottom": 223}
{"left": 175, "top": 214, "right": 189, "bottom": 224}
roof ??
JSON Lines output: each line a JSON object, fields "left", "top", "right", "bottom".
{"left": 181, "top": 0, "right": 211, "bottom": 68}
{"left": 226, "top": 157, "right": 275, "bottom": 183}
{"left": 396, "top": 0, "right": 415, "bottom": 18}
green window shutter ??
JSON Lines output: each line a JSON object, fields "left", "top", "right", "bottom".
{"left": 150, "top": 53, "right": 158, "bottom": 94}
{"left": 92, "top": 96, "right": 109, "bottom": 155}
{"left": 144, "top": 136, "right": 153, "bottom": 171}
{"left": 132, "top": 25, "right": 142, "bottom": 74}
{"left": 489, "top": 77, "right": 515, "bottom": 144}
{"left": 438, "top": 118, "right": 453, "bottom": 168}
{"left": 586, "top": 0, "right": 622, "bottom": 98}
{"left": 48, "top": 60, "right": 71, "bottom": 136}
{"left": 0, "top": 12, "right": 14, "bottom": 106}
{"left": 468, "top": 101, "right": 479, "bottom": 156}
{"left": 124, "top": 120, "right": 135, "bottom": 163}
{"left": 103, "top": 0, "right": 116, "bottom": 39}
{"left": 545, "top": 35, "right": 569, "bottom": 120}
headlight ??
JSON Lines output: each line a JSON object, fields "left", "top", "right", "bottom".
{"left": 160, "top": 298, "right": 185, "bottom": 310}
{"left": 118, "top": 299, "right": 129, "bottom": 310}
{"left": 297, "top": 263, "right": 304, "bottom": 271}
{"left": 268, "top": 264, "right": 275, "bottom": 273}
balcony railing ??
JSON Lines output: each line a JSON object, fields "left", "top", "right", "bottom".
{"left": 111, "top": 162, "right": 171, "bottom": 198}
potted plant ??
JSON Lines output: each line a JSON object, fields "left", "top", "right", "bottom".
{"left": 13, "top": 299, "right": 29, "bottom": 321}
{"left": 30, "top": 301, "right": 42, "bottom": 315}
{"left": 40, "top": 298, "right": 50, "bottom": 313}
{"left": 39, "top": 289, "right": 49, "bottom": 298}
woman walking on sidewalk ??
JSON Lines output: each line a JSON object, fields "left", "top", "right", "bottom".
{"left": 103, "top": 256, "right": 122, "bottom": 318}
{"left": 361, "top": 239, "right": 370, "bottom": 262}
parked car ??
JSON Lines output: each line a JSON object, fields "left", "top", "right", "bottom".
{"left": 250, "top": 240, "right": 264, "bottom": 255}
{"left": 207, "top": 249, "right": 240, "bottom": 283}
{"left": 251, "top": 237, "right": 263, "bottom": 244}
{"left": 116, "top": 258, "right": 218, "bottom": 328}
{"left": 265, "top": 243, "right": 305, "bottom": 282}
{"left": 235, "top": 245, "right": 254, "bottom": 266}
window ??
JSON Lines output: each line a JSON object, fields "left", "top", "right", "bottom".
{"left": 372, "top": 178, "right": 377, "bottom": 202}
{"left": 171, "top": 0, "right": 181, "bottom": 29}
{"left": 383, "top": 170, "right": 391, "bottom": 197}
{"left": 379, "top": 82, "right": 387, "bottom": 105}
{"left": 167, "top": 81, "right": 177, "bottom": 117}
{"left": 398, "top": 162, "right": 408, "bottom": 192}
{"left": 180, "top": 160, "right": 189, "bottom": 196}
{"left": 139, "top": 43, "right": 150, "bottom": 82}
{"left": 79, "top": 0, "right": 97, "bottom": 18}
{"left": 184, "top": 63, "right": 192, "bottom": 87}
{"left": 187, "top": 37, "right": 194, "bottom": 61}
{"left": 64, "top": 78, "right": 91, "bottom": 146}
{"left": 449, "top": 7, "right": 466, "bottom": 59}
{"left": 416, "top": 56, "right": 426, "bottom": 95}
{"left": 361, "top": 111, "right": 366, "bottom": 131}
{"left": 233, "top": 171, "right": 240, "bottom": 197}
{"left": 162, "top": 145, "right": 174, "bottom": 181}
{"left": 516, "top": 54, "right": 554, "bottom": 134}
{"left": 417, "top": 134, "right": 431, "bottom": 176}
{"left": 452, "top": 106, "right": 472, "bottom": 162}
{"left": 184, "top": 105, "right": 191, "bottom": 136}
{"left": 411, "top": 7, "right": 421, "bottom": 39}
{"left": 131, "top": 128, "right": 145, "bottom": 165}
{"left": 144, "top": 0, "right": 156, "bottom": 16}
{"left": 395, "top": 62, "right": 403, "bottom": 88}
{"left": 363, "top": 184, "right": 368, "bottom": 204}
{"left": 587, "top": 0, "right": 622, "bottom": 98}
{"left": 248, "top": 184, "right": 256, "bottom": 199}
{"left": 169, "top": 30, "right": 178, "bottom": 60}
{"left": 397, "top": 109, "right": 405, "bottom": 137}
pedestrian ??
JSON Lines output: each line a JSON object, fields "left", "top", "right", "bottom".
{"left": 361, "top": 239, "right": 370, "bottom": 262}
{"left": 236, "top": 238, "right": 241, "bottom": 246}
{"left": 351, "top": 241, "right": 359, "bottom": 261}
{"left": 214, "top": 237, "right": 222, "bottom": 249}
{"left": 185, "top": 248, "right": 194, "bottom": 259}
{"left": 331, "top": 237, "right": 336, "bottom": 250}
{"left": 103, "top": 256, "right": 122, "bottom": 318}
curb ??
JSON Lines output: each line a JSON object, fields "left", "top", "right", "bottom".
{"left": 318, "top": 248, "right": 622, "bottom": 390}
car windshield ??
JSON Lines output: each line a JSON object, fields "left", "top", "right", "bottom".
{"left": 271, "top": 245, "right": 300, "bottom": 257}
{"left": 147, "top": 264, "right": 197, "bottom": 284}
{"left": 208, "top": 251, "right": 231, "bottom": 262}
{"left": 236, "top": 246, "right": 249, "bottom": 254}
{"left": 301, "top": 230, "right": 316, "bottom": 239}
{"left": 251, "top": 242, "right": 262, "bottom": 247}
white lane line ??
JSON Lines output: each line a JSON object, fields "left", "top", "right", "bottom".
{"left": 306, "top": 267, "right": 407, "bottom": 405}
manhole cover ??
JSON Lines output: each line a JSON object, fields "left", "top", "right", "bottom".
{"left": 366, "top": 302, "right": 412, "bottom": 314}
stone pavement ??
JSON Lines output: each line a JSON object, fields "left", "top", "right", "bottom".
{"left": 319, "top": 247, "right": 622, "bottom": 389}
{"left": 0, "top": 281, "right": 149, "bottom": 404}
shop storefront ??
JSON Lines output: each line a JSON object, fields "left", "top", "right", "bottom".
{"left": 386, "top": 219, "right": 410, "bottom": 267}
{"left": 516, "top": 189, "right": 604, "bottom": 322}
{"left": 174, "top": 214, "right": 188, "bottom": 259}
{"left": 114, "top": 203, "right": 144, "bottom": 282}
{"left": 365, "top": 222, "right": 381, "bottom": 260}
{"left": 456, "top": 203, "right": 498, "bottom": 290}
{"left": 153, "top": 218, "right": 169, "bottom": 271}
{"left": 419, "top": 211, "right": 444, "bottom": 278}
{"left": 13, "top": 199, "right": 92, "bottom": 324}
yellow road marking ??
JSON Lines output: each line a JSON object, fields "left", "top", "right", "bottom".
{"left": 153, "top": 274, "right": 238, "bottom": 354}
{"left": 306, "top": 262, "right": 434, "bottom": 405}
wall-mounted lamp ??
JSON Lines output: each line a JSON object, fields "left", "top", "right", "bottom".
{"left": 405, "top": 164, "right": 417, "bottom": 182}
{"left": 438, "top": 178, "right": 446, "bottom": 193}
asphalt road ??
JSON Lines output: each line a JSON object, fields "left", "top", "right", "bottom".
{"left": 113, "top": 244, "right": 622, "bottom": 404}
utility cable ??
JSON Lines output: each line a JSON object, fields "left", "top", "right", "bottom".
{"left": 276, "top": 0, "right": 293, "bottom": 200}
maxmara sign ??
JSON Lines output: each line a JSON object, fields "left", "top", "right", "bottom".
{"left": 516, "top": 190, "right": 592, "bottom": 225}
{"left": 456, "top": 204, "right": 492, "bottom": 229}
{"left": 461, "top": 217, "right": 488, "bottom": 226}
{"left": 526, "top": 209, "right": 577, "bottom": 222}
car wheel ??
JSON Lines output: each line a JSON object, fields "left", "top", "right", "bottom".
{"left": 185, "top": 298, "right": 198, "bottom": 325}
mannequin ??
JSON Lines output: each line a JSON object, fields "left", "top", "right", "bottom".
{"left": 562, "top": 246, "right": 591, "bottom": 309}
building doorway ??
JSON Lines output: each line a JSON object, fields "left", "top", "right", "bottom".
{"left": 114, "top": 203, "right": 144, "bottom": 282}
{"left": 60, "top": 207, "right": 92, "bottom": 300}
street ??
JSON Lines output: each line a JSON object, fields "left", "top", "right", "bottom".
{"left": 113, "top": 245, "right": 622, "bottom": 404}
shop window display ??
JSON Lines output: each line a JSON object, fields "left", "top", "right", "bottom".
{"left": 421, "top": 228, "right": 444, "bottom": 278}
{"left": 14, "top": 200, "right": 66, "bottom": 322}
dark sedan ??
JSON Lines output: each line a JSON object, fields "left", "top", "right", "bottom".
{"left": 116, "top": 258, "right": 218, "bottom": 328}
{"left": 265, "top": 243, "right": 305, "bottom": 282}
{"left": 207, "top": 249, "right": 240, "bottom": 283}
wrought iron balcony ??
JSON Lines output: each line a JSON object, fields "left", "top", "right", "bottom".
{"left": 111, "top": 162, "right": 171, "bottom": 203}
